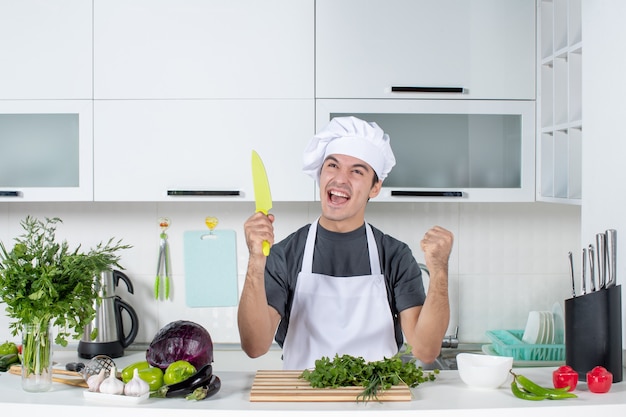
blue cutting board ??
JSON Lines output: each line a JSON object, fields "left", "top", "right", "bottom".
{"left": 183, "top": 230, "right": 238, "bottom": 307}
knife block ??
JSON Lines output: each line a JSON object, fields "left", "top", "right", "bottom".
{"left": 564, "top": 285, "right": 622, "bottom": 382}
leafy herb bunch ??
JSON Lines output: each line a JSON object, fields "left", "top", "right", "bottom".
{"left": 300, "top": 345, "right": 439, "bottom": 402}
{"left": 0, "top": 216, "right": 131, "bottom": 346}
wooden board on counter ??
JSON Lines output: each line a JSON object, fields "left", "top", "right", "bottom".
{"left": 250, "top": 370, "right": 412, "bottom": 402}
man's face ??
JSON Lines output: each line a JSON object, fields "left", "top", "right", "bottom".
{"left": 318, "top": 153, "right": 382, "bottom": 232}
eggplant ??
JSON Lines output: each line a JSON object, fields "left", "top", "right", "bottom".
{"left": 185, "top": 375, "right": 221, "bottom": 401}
{"left": 156, "top": 363, "right": 214, "bottom": 398}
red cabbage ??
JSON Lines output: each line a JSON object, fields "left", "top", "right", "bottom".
{"left": 146, "top": 320, "right": 213, "bottom": 370}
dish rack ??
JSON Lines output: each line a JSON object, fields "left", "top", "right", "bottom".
{"left": 486, "top": 330, "right": 565, "bottom": 362}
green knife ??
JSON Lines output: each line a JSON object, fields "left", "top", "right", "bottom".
{"left": 251, "top": 150, "right": 273, "bottom": 256}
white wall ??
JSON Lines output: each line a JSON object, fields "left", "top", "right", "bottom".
{"left": 0, "top": 201, "right": 580, "bottom": 350}
{"left": 581, "top": 1, "right": 626, "bottom": 344}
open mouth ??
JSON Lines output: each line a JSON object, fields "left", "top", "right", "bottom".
{"left": 328, "top": 189, "right": 350, "bottom": 205}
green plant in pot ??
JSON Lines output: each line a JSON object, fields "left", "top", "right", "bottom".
{"left": 0, "top": 216, "right": 131, "bottom": 392}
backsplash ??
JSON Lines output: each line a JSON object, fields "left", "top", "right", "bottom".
{"left": 0, "top": 201, "right": 580, "bottom": 349}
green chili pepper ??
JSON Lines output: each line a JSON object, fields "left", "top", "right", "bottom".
{"left": 510, "top": 371, "right": 577, "bottom": 401}
{"left": 510, "top": 379, "right": 548, "bottom": 401}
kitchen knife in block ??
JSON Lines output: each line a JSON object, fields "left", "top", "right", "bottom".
{"left": 183, "top": 229, "right": 238, "bottom": 307}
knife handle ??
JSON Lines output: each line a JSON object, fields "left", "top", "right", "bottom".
{"left": 262, "top": 241, "right": 270, "bottom": 256}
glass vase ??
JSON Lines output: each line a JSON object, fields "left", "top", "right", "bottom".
{"left": 21, "top": 321, "right": 53, "bottom": 392}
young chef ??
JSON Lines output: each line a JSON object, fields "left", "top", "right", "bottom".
{"left": 238, "top": 116, "right": 454, "bottom": 370}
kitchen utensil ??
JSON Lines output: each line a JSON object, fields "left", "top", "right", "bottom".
{"left": 183, "top": 228, "right": 238, "bottom": 307}
{"left": 589, "top": 244, "right": 596, "bottom": 292}
{"left": 568, "top": 251, "right": 576, "bottom": 297}
{"left": 582, "top": 248, "right": 587, "bottom": 295}
{"left": 78, "top": 270, "right": 139, "bottom": 359}
{"left": 456, "top": 353, "right": 513, "bottom": 389}
{"left": 82, "top": 354, "right": 116, "bottom": 379}
{"left": 606, "top": 229, "right": 617, "bottom": 288}
{"left": 7, "top": 356, "right": 114, "bottom": 388}
{"left": 154, "top": 217, "right": 172, "bottom": 300}
{"left": 596, "top": 233, "right": 607, "bottom": 289}
{"left": 8, "top": 365, "right": 87, "bottom": 388}
{"left": 251, "top": 150, "right": 273, "bottom": 256}
{"left": 250, "top": 370, "right": 411, "bottom": 402}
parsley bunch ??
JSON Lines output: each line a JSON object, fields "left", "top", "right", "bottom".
{"left": 0, "top": 216, "right": 131, "bottom": 346}
{"left": 300, "top": 345, "right": 439, "bottom": 402}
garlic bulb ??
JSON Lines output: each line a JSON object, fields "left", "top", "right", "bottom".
{"left": 87, "top": 368, "right": 106, "bottom": 392}
{"left": 98, "top": 366, "right": 125, "bottom": 395}
{"left": 124, "top": 368, "right": 150, "bottom": 397}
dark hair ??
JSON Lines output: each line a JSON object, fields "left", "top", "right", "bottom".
{"left": 372, "top": 172, "right": 379, "bottom": 187}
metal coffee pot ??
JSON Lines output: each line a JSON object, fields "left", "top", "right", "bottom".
{"left": 77, "top": 270, "right": 139, "bottom": 359}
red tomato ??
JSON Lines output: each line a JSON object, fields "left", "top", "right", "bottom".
{"left": 586, "top": 366, "right": 613, "bottom": 393}
{"left": 553, "top": 365, "right": 578, "bottom": 391}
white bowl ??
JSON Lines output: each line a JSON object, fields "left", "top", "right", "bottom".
{"left": 456, "top": 353, "right": 514, "bottom": 389}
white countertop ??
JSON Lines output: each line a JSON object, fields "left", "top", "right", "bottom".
{"left": 1, "top": 350, "right": 626, "bottom": 417}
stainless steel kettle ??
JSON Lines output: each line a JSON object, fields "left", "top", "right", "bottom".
{"left": 77, "top": 270, "right": 139, "bottom": 359}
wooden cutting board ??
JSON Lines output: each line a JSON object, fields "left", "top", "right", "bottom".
{"left": 249, "top": 370, "right": 412, "bottom": 402}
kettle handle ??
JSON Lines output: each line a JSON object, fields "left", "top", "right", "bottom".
{"left": 113, "top": 270, "right": 134, "bottom": 294}
{"left": 114, "top": 296, "right": 139, "bottom": 348}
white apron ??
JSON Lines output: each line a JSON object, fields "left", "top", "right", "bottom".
{"left": 282, "top": 219, "right": 398, "bottom": 370}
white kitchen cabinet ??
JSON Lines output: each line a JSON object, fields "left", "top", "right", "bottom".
{"left": 93, "top": 100, "right": 314, "bottom": 202}
{"left": 0, "top": 100, "right": 93, "bottom": 201}
{"left": 537, "top": 0, "right": 582, "bottom": 204}
{"left": 0, "top": 0, "right": 92, "bottom": 99}
{"left": 93, "top": 0, "right": 314, "bottom": 100}
{"left": 316, "top": 0, "right": 536, "bottom": 100}
{"left": 317, "top": 99, "right": 536, "bottom": 202}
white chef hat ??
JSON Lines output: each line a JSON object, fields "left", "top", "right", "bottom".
{"left": 302, "top": 116, "right": 396, "bottom": 182}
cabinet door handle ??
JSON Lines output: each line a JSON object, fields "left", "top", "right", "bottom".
{"left": 391, "top": 86, "right": 465, "bottom": 93}
{"left": 0, "top": 191, "right": 20, "bottom": 197}
{"left": 391, "top": 191, "right": 463, "bottom": 197}
{"left": 167, "top": 190, "right": 241, "bottom": 197}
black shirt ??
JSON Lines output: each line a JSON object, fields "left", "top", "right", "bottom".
{"left": 264, "top": 221, "right": 426, "bottom": 349}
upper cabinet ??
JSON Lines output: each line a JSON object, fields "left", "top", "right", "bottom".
{"left": 0, "top": 1, "right": 92, "bottom": 99}
{"left": 93, "top": 0, "right": 314, "bottom": 99}
{"left": 536, "top": 0, "right": 582, "bottom": 204}
{"left": 93, "top": 99, "right": 314, "bottom": 202}
{"left": 316, "top": 0, "right": 536, "bottom": 100}
{"left": 0, "top": 100, "right": 94, "bottom": 202}
{"left": 92, "top": 0, "right": 315, "bottom": 201}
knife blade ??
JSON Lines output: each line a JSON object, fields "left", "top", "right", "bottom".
{"left": 568, "top": 251, "right": 576, "bottom": 298}
{"left": 596, "top": 233, "right": 607, "bottom": 289}
{"left": 588, "top": 244, "right": 596, "bottom": 292}
{"left": 251, "top": 150, "right": 273, "bottom": 256}
{"left": 606, "top": 229, "right": 617, "bottom": 288}
{"left": 581, "top": 248, "right": 587, "bottom": 295}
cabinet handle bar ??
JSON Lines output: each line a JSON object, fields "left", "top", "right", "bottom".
{"left": 0, "top": 191, "right": 20, "bottom": 197}
{"left": 391, "top": 191, "right": 463, "bottom": 197}
{"left": 391, "top": 86, "right": 465, "bottom": 93}
{"left": 167, "top": 190, "right": 241, "bottom": 197}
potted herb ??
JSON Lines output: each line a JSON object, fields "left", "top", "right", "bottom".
{"left": 0, "top": 216, "right": 131, "bottom": 392}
